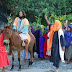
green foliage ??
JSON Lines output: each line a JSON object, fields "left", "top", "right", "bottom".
{"left": 5, "top": 0, "right": 72, "bottom": 23}
{"left": 31, "top": 16, "right": 42, "bottom": 27}
{"left": 39, "top": 25, "right": 46, "bottom": 35}
{"left": 67, "top": 14, "right": 72, "bottom": 21}
{"left": 47, "top": 13, "right": 72, "bottom": 24}
{"left": 62, "top": 15, "right": 67, "bottom": 21}
{"left": 30, "top": 22, "right": 36, "bottom": 26}
{"left": 3, "top": 0, "right": 72, "bottom": 27}
{"left": 42, "top": 8, "right": 49, "bottom": 16}
{"left": 35, "top": 16, "right": 42, "bottom": 26}
{"left": 7, "top": 14, "right": 13, "bottom": 25}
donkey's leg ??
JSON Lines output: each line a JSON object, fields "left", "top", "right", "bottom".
{"left": 8, "top": 44, "right": 12, "bottom": 55}
{"left": 18, "top": 50, "right": 21, "bottom": 71}
{"left": 29, "top": 47, "right": 33, "bottom": 65}
{"left": 10, "top": 50, "right": 14, "bottom": 71}
{"left": 25, "top": 39, "right": 28, "bottom": 58}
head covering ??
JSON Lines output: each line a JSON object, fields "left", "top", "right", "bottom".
{"left": 53, "top": 20, "right": 62, "bottom": 32}
{"left": 64, "top": 25, "right": 72, "bottom": 48}
{"left": 47, "top": 20, "right": 62, "bottom": 50}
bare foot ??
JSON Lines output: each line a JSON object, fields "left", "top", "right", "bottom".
{"left": 24, "top": 59, "right": 26, "bottom": 64}
{"left": 40, "top": 58, "right": 43, "bottom": 60}
{"left": 67, "top": 59, "right": 70, "bottom": 64}
{"left": 56, "top": 68, "right": 59, "bottom": 72}
{"left": 67, "top": 62, "right": 69, "bottom": 64}
{"left": 25, "top": 53, "right": 28, "bottom": 59}
{"left": 2, "top": 68, "right": 5, "bottom": 72}
{"left": 2, "top": 71, "right": 5, "bottom": 72}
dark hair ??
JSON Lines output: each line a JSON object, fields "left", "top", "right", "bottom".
{"left": 68, "top": 26, "right": 71, "bottom": 30}
{"left": 49, "top": 24, "right": 53, "bottom": 30}
{"left": 20, "top": 11, "right": 26, "bottom": 18}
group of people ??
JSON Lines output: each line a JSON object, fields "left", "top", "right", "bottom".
{"left": 45, "top": 15, "right": 72, "bottom": 71}
{"left": 34, "top": 15, "right": 72, "bottom": 72}
{"left": 31, "top": 16, "right": 72, "bottom": 72}
{"left": 0, "top": 10, "right": 72, "bottom": 72}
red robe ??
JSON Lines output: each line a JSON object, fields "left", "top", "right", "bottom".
{"left": 0, "top": 33, "right": 10, "bottom": 67}
{"left": 43, "top": 31, "right": 50, "bottom": 57}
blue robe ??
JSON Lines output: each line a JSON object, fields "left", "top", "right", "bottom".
{"left": 31, "top": 26, "right": 36, "bottom": 37}
{"left": 13, "top": 17, "right": 29, "bottom": 34}
{"left": 50, "top": 31, "right": 66, "bottom": 68}
{"left": 64, "top": 25, "right": 72, "bottom": 48}
{"left": 35, "top": 29, "right": 40, "bottom": 54}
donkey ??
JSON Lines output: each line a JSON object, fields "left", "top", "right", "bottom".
{"left": 3, "top": 24, "right": 36, "bottom": 71}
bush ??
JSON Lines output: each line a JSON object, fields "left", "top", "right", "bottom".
{"left": 4, "top": 0, "right": 72, "bottom": 23}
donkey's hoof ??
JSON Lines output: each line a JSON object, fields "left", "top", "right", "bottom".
{"left": 10, "top": 68, "right": 13, "bottom": 71}
{"left": 29, "top": 61, "right": 33, "bottom": 65}
{"left": 18, "top": 65, "right": 21, "bottom": 71}
{"left": 10, "top": 65, "right": 14, "bottom": 71}
{"left": 18, "top": 69, "right": 21, "bottom": 71}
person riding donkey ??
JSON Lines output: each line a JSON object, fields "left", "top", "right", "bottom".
{"left": 13, "top": 11, "right": 30, "bottom": 58}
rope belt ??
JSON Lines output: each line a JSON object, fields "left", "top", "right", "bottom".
{"left": 0, "top": 46, "right": 5, "bottom": 48}
{"left": 0, "top": 49, "right": 7, "bottom": 52}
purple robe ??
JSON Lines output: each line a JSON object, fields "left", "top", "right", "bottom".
{"left": 31, "top": 26, "right": 36, "bottom": 37}
{"left": 30, "top": 26, "right": 36, "bottom": 58}
{"left": 38, "top": 31, "right": 45, "bottom": 58}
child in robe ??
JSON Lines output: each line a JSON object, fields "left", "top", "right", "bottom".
{"left": 0, "top": 29, "right": 10, "bottom": 72}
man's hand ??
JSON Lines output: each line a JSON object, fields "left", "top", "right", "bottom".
{"left": 18, "top": 32, "right": 22, "bottom": 34}
{"left": 62, "top": 46, "right": 65, "bottom": 51}
{"left": 45, "top": 15, "right": 47, "bottom": 20}
{"left": 15, "top": 32, "right": 19, "bottom": 36}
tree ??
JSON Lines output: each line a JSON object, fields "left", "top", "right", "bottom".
{"left": 3, "top": 0, "right": 72, "bottom": 23}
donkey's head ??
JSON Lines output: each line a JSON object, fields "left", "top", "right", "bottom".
{"left": 3, "top": 24, "right": 11, "bottom": 45}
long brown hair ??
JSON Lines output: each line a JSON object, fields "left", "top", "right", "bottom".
{"left": 21, "top": 10, "right": 26, "bottom": 18}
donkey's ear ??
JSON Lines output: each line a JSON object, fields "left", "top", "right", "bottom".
{"left": 4, "top": 24, "right": 7, "bottom": 28}
{"left": 8, "top": 24, "right": 11, "bottom": 29}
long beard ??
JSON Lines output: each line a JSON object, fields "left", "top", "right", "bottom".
{"left": 19, "top": 16, "right": 24, "bottom": 19}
